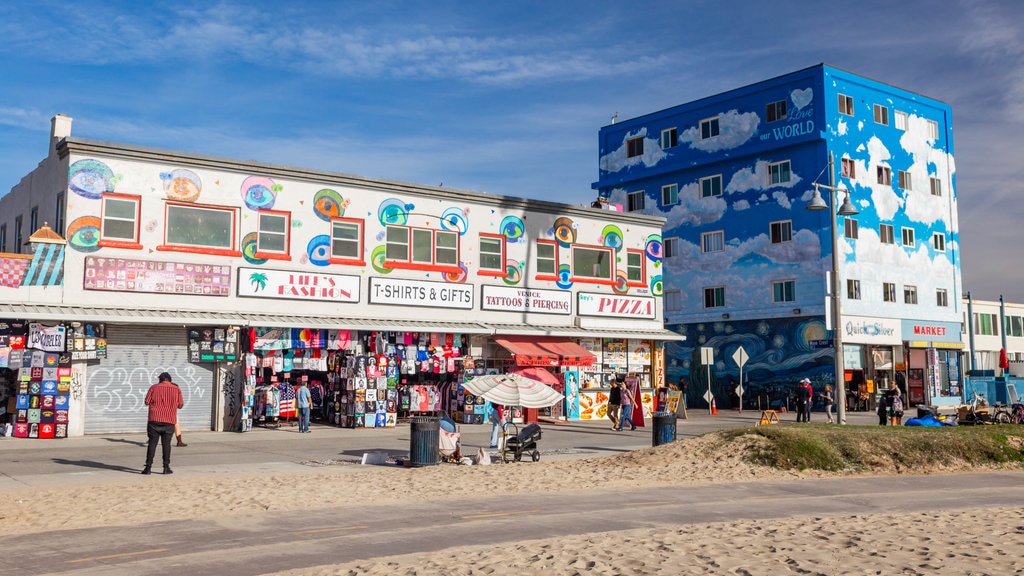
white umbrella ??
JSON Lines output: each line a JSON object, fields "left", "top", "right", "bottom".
{"left": 463, "top": 372, "right": 562, "bottom": 408}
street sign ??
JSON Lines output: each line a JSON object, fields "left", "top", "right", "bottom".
{"left": 735, "top": 384, "right": 744, "bottom": 396}
{"left": 703, "top": 389, "right": 714, "bottom": 403}
{"left": 701, "top": 347, "right": 714, "bottom": 365}
{"left": 732, "top": 346, "right": 748, "bottom": 368}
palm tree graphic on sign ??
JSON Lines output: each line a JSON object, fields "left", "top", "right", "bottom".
{"left": 249, "top": 272, "right": 268, "bottom": 292}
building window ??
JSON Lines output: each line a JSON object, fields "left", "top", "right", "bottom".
{"left": 626, "top": 249, "right": 645, "bottom": 284}
{"left": 700, "top": 174, "right": 723, "bottom": 198}
{"left": 847, "top": 279, "right": 861, "bottom": 300}
{"left": 626, "top": 136, "right": 644, "bottom": 158}
{"left": 627, "top": 191, "right": 646, "bottom": 212}
{"left": 933, "top": 233, "right": 945, "bottom": 252}
{"left": 701, "top": 230, "right": 724, "bottom": 253}
{"left": 767, "top": 160, "right": 791, "bottom": 185}
{"left": 883, "top": 282, "right": 897, "bottom": 302}
{"left": 873, "top": 104, "right": 889, "bottom": 125}
{"left": 664, "top": 289, "right": 682, "bottom": 312}
{"left": 256, "top": 210, "right": 290, "bottom": 258}
{"left": 877, "top": 166, "right": 892, "bottom": 185}
{"left": 700, "top": 116, "right": 720, "bottom": 139}
{"left": 766, "top": 100, "right": 787, "bottom": 122}
{"left": 898, "top": 170, "right": 913, "bottom": 190}
{"left": 13, "top": 216, "right": 21, "bottom": 254}
{"left": 536, "top": 240, "right": 557, "bottom": 278}
{"left": 772, "top": 280, "right": 795, "bottom": 303}
{"left": 100, "top": 193, "right": 142, "bottom": 248}
{"left": 479, "top": 234, "right": 506, "bottom": 275}
{"left": 902, "top": 227, "right": 915, "bottom": 247}
{"left": 975, "top": 312, "right": 998, "bottom": 335}
{"left": 838, "top": 94, "right": 854, "bottom": 116}
{"left": 29, "top": 206, "right": 39, "bottom": 234}
{"left": 330, "top": 218, "right": 364, "bottom": 264}
{"left": 841, "top": 157, "right": 856, "bottom": 179}
{"left": 54, "top": 192, "right": 66, "bottom": 236}
{"left": 0, "top": 224, "right": 6, "bottom": 252}
{"left": 770, "top": 220, "right": 792, "bottom": 244}
{"left": 845, "top": 218, "right": 859, "bottom": 239}
{"left": 661, "top": 128, "right": 677, "bottom": 149}
{"left": 936, "top": 288, "right": 948, "bottom": 307}
{"left": 880, "top": 224, "right": 895, "bottom": 244}
{"left": 664, "top": 237, "right": 679, "bottom": 258}
{"left": 904, "top": 285, "right": 918, "bottom": 304}
{"left": 164, "top": 202, "right": 237, "bottom": 253}
{"left": 895, "top": 110, "right": 908, "bottom": 130}
{"left": 930, "top": 177, "right": 942, "bottom": 197}
{"left": 571, "top": 245, "right": 613, "bottom": 282}
{"left": 661, "top": 184, "right": 678, "bottom": 206}
{"left": 927, "top": 120, "right": 939, "bottom": 140}
{"left": 385, "top": 225, "right": 460, "bottom": 270}
{"left": 704, "top": 286, "right": 725, "bottom": 308}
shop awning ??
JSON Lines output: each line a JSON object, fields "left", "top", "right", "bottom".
{"left": 485, "top": 322, "right": 686, "bottom": 341}
{"left": 493, "top": 335, "right": 597, "bottom": 367}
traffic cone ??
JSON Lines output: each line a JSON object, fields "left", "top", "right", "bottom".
{"left": 711, "top": 398, "right": 718, "bottom": 415}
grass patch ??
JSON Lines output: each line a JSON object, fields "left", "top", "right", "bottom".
{"left": 718, "top": 424, "right": 1024, "bottom": 473}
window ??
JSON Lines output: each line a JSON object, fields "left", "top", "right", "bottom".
{"left": 700, "top": 174, "right": 723, "bottom": 198}
{"left": 873, "top": 104, "right": 889, "bottom": 125}
{"left": 904, "top": 285, "right": 918, "bottom": 304}
{"left": 933, "top": 233, "right": 945, "bottom": 251}
{"left": 930, "top": 177, "right": 942, "bottom": 197}
{"left": 772, "top": 280, "right": 796, "bottom": 303}
{"left": 845, "top": 218, "right": 859, "bottom": 239}
{"left": 841, "top": 157, "right": 856, "bottom": 179}
{"left": 664, "top": 289, "right": 682, "bottom": 312}
{"left": 661, "top": 183, "right": 678, "bottom": 206}
{"left": 770, "top": 220, "right": 792, "bottom": 244}
{"left": 29, "top": 206, "right": 38, "bottom": 234}
{"left": 571, "top": 245, "right": 613, "bottom": 282}
{"left": 901, "top": 227, "right": 915, "bottom": 247}
{"left": 625, "top": 249, "right": 645, "bottom": 284}
{"left": 700, "top": 116, "right": 720, "bottom": 139}
{"left": 883, "top": 282, "right": 897, "bottom": 302}
{"left": 54, "top": 192, "right": 65, "bottom": 236}
{"left": 627, "top": 191, "right": 646, "bottom": 212}
{"left": 767, "top": 160, "right": 791, "bottom": 185}
{"left": 100, "top": 194, "right": 142, "bottom": 248}
{"left": 479, "top": 234, "right": 506, "bottom": 275}
{"left": 703, "top": 286, "right": 725, "bottom": 308}
{"left": 385, "top": 225, "right": 460, "bottom": 270}
{"left": 163, "top": 202, "right": 238, "bottom": 254}
{"left": 838, "top": 94, "right": 854, "bottom": 116}
{"left": 879, "top": 224, "right": 894, "bottom": 244}
{"left": 898, "top": 170, "right": 913, "bottom": 190}
{"left": 927, "top": 120, "right": 939, "bottom": 140}
{"left": 626, "top": 136, "right": 644, "bottom": 158}
{"left": 937, "top": 288, "right": 948, "bottom": 307}
{"left": 766, "top": 100, "right": 787, "bottom": 122}
{"left": 701, "top": 230, "right": 724, "bottom": 253}
{"left": 14, "top": 216, "right": 22, "bottom": 254}
{"left": 895, "top": 110, "right": 908, "bottom": 130}
{"left": 255, "top": 210, "right": 290, "bottom": 258}
{"left": 847, "top": 279, "right": 861, "bottom": 300}
{"left": 330, "top": 218, "right": 364, "bottom": 264}
{"left": 976, "top": 312, "right": 998, "bottom": 335}
{"left": 664, "top": 237, "right": 679, "bottom": 258}
{"left": 877, "top": 166, "right": 892, "bottom": 185}
{"left": 661, "top": 128, "right": 677, "bottom": 149}
{"left": 0, "top": 224, "right": 6, "bottom": 252}
{"left": 536, "top": 240, "right": 557, "bottom": 278}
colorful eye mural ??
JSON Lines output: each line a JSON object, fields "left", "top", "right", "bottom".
{"left": 313, "top": 189, "right": 347, "bottom": 222}
{"left": 601, "top": 224, "right": 624, "bottom": 252}
{"left": 552, "top": 217, "right": 576, "bottom": 248}
{"left": 160, "top": 169, "right": 202, "bottom": 203}
{"left": 502, "top": 259, "right": 523, "bottom": 286}
{"left": 613, "top": 271, "right": 630, "bottom": 294}
{"left": 370, "top": 245, "right": 392, "bottom": 274}
{"left": 66, "top": 216, "right": 102, "bottom": 252}
{"left": 377, "top": 198, "right": 413, "bottom": 226}
{"left": 645, "top": 234, "right": 663, "bottom": 263}
{"left": 241, "top": 232, "right": 267, "bottom": 265}
{"left": 68, "top": 160, "right": 115, "bottom": 200}
{"left": 306, "top": 234, "right": 331, "bottom": 267}
{"left": 555, "top": 263, "right": 573, "bottom": 290}
{"left": 440, "top": 207, "right": 469, "bottom": 235}
{"left": 500, "top": 215, "right": 525, "bottom": 243}
{"left": 649, "top": 275, "right": 663, "bottom": 296}
{"left": 240, "top": 176, "right": 279, "bottom": 211}
{"left": 444, "top": 262, "right": 468, "bottom": 283}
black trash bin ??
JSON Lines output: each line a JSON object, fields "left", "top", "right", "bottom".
{"left": 651, "top": 411, "right": 677, "bottom": 447}
{"left": 409, "top": 415, "right": 440, "bottom": 467}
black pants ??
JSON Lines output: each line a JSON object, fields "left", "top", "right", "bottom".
{"left": 145, "top": 421, "right": 175, "bottom": 468}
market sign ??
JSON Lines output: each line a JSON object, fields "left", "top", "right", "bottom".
{"left": 369, "top": 277, "right": 474, "bottom": 309}
{"left": 237, "top": 268, "right": 360, "bottom": 303}
{"left": 481, "top": 285, "right": 571, "bottom": 315}
{"left": 577, "top": 293, "right": 656, "bottom": 319}
{"left": 84, "top": 256, "right": 231, "bottom": 296}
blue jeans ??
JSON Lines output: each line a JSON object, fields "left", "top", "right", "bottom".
{"left": 618, "top": 405, "right": 634, "bottom": 430}
{"left": 298, "top": 406, "right": 311, "bottom": 432}
{"left": 490, "top": 420, "right": 504, "bottom": 447}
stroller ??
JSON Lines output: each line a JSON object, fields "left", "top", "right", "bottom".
{"left": 500, "top": 422, "right": 542, "bottom": 463}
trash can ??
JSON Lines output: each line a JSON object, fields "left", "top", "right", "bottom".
{"left": 409, "top": 415, "right": 440, "bottom": 467}
{"left": 651, "top": 411, "right": 677, "bottom": 447}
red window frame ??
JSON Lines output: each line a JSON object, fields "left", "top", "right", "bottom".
{"left": 384, "top": 224, "right": 461, "bottom": 274}
{"left": 477, "top": 233, "right": 507, "bottom": 277}
{"left": 98, "top": 192, "right": 143, "bottom": 250}
{"left": 624, "top": 248, "right": 646, "bottom": 287}
{"left": 535, "top": 239, "right": 559, "bottom": 281}
{"left": 570, "top": 244, "right": 615, "bottom": 285}
{"left": 156, "top": 201, "right": 242, "bottom": 257}
{"left": 329, "top": 217, "right": 366, "bottom": 266}
{"left": 254, "top": 209, "right": 291, "bottom": 261}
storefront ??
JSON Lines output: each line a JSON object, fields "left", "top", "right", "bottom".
{"left": 841, "top": 315, "right": 902, "bottom": 412}
{"left": 902, "top": 319, "right": 963, "bottom": 408}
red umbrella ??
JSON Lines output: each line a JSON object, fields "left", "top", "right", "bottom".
{"left": 510, "top": 367, "right": 562, "bottom": 387}
{"left": 999, "top": 348, "right": 1009, "bottom": 370}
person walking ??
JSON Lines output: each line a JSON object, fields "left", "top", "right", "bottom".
{"left": 616, "top": 380, "right": 636, "bottom": 431}
{"left": 796, "top": 378, "right": 812, "bottom": 422}
{"left": 296, "top": 379, "right": 312, "bottom": 433}
{"left": 889, "top": 387, "right": 905, "bottom": 426}
{"left": 877, "top": 389, "right": 890, "bottom": 425}
{"left": 489, "top": 403, "right": 504, "bottom": 449}
{"left": 142, "top": 372, "right": 184, "bottom": 475}
{"left": 607, "top": 379, "right": 621, "bottom": 430}
{"left": 820, "top": 385, "right": 835, "bottom": 423}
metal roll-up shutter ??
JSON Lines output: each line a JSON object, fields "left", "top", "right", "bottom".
{"left": 84, "top": 324, "right": 214, "bottom": 434}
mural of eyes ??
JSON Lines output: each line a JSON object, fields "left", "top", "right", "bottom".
{"left": 649, "top": 275, "right": 663, "bottom": 296}
{"left": 500, "top": 215, "right": 525, "bottom": 242}
{"left": 66, "top": 216, "right": 102, "bottom": 252}
{"left": 444, "top": 262, "right": 468, "bottom": 283}
{"left": 438, "top": 207, "right": 469, "bottom": 235}
{"left": 378, "top": 198, "right": 413, "bottom": 226}
{"left": 241, "top": 232, "right": 267, "bottom": 265}
{"left": 601, "top": 224, "right": 624, "bottom": 252}
{"left": 160, "top": 169, "right": 202, "bottom": 203}
{"left": 306, "top": 234, "right": 331, "bottom": 267}
{"left": 313, "top": 188, "right": 346, "bottom": 221}
{"left": 502, "top": 259, "right": 522, "bottom": 286}
{"left": 613, "top": 271, "right": 630, "bottom": 294}
{"left": 144, "top": 219, "right": 159, "bottom": 233}
{"left": 555, "top": 263, "right": 573, "bottom": 290}
{"left": 645, "top": 234, "right": 663, "bottom": 262}
{"left": 370, "top": 245, "right": 392, "bottom": 274}
{"left": 240, "top": 176, "right": 278, "bottom": 211}
{"left": 68, "top": 159, "right": 115, "bottom": 199}
{"left": 552, "top": 217, "right": 576, "bottom": 248}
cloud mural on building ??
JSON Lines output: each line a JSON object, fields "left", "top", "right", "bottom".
{"left": 599, "top": 128, "right": 666, "bottom": 172}
{"left": 678, "top": 109, "right": 759, "bottom": 152}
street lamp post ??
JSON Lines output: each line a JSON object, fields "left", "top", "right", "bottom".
{"left": 806, "top": 153, "right": 858, "bottom": 424}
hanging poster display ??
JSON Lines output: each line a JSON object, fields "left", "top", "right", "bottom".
{"left": 187, "top": 326, "right": 240, "bottom": 363}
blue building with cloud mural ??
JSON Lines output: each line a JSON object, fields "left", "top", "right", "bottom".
{"left": 594, "top": 64, "right": 964, "bottom": 411}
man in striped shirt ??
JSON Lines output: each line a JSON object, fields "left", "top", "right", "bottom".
{"left": 142, "top": 372, "right": 184, "bottom": 475}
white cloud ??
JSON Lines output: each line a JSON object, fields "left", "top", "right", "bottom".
{"left": 899, "top": 115, "right": 956, "bottom": 226}
{"left": 678, "top": 109, "right": 759, "bottom": 152}
{"left": 599, "top": 128, "right": 666, "bottom": 173}
{"left": 773, "top": 190, "right": 792, "bottom": 209}
{"left": 733, "top": 199, "right": 750, "bottom": 211}
{"left": 663, "top": 182, "right": 727, "bottom": 228}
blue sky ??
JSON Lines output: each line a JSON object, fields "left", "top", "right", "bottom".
{"left": 2, "top": 0, "right": 1022, "bottom": 302}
